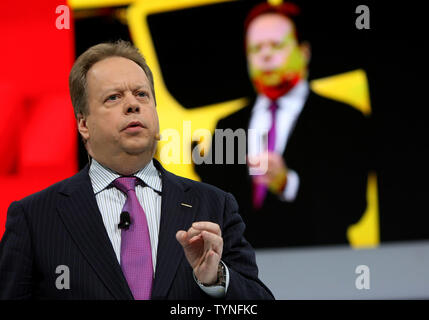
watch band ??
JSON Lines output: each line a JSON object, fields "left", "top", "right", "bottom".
{"left": 216, "top": 262, "right": 226, "bottom": 287}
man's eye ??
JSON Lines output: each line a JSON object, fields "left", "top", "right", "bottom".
{"left": 137, "top": 91, "right": 148, "bottom": 97}
{"left": 248, "top": 45, "right": 261, "bottom": 54}
{"left": 272, "top": 41, "right": 286, "bottom": 50}
{"left": 106, "top": 95, "right": 119, "bottom": 101}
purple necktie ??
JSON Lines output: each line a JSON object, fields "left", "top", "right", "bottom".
{"left": 113, "top": 177, "right": 153, "bottom": 300}
{"left": 252, "top": 100, "right": 278, "bottom": 210}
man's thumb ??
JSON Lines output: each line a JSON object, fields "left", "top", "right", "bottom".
{"left": 176, "top": 230, "right": 188, "bottom": 247}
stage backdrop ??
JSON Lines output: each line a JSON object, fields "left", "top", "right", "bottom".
{"left": 1, "top": 0, "right": 428, "bottom": 250}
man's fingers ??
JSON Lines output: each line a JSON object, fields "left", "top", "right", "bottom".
{"left": 247, "top": 155, "right": 260, "bottom": 167}
{"left": 177, "top": 223, "right": 223, "bottom": 267}
{"left": 192, "top": 222, "right": 221, "bottom": 236}
{"left": 206, "top": 249, "right": 220, "bottom": 266}
{"left": 187, "top": 226, "right": 202, "bottom": 239}
{"left": 176, "top": 229, "right": 203, "bottom": 248}
{"left": 188, "top": 233, "right": 203, "bottom": 245}
{"left": 176, "top": 230, "right": 188, "bottom": 247}
{"left": 201, "top": 230, "right": 223, "bottom": 255}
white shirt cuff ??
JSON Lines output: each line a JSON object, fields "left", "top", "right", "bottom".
{"left": 193, "top": 260, "right": 230, "bottom": 298}
{"left": 281, "top": 169, "right": 300, "bottom": 202}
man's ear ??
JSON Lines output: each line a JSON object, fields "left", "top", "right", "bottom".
{"left": 77, "top": 113, "right": 90, "bottom": 142}
{"left": 300, "top": 41, "right": 311, "bottom": 64}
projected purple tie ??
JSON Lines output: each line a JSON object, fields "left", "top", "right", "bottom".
{"left": 253, "top": 100, "right": 278, "bottom": 210}
{"left": 113, "top": 177, "right": 153, "bottom": 300}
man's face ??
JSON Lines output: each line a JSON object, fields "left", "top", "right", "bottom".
{"left": 79, "top": 56, "right": 159, "bottom": 165}
{"left": 246, "top": 13, "right": 307, "bottom": 98}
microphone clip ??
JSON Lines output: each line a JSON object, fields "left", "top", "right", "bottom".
{"left": 118, "top": 211, "right": 131, "bottom": 230}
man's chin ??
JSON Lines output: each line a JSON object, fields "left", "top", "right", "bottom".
{"left": 123, "top": 146, "right": 149, "bottom": 156}
{"left": 122, "top": 141, "right": 156, "bottom": 157}
{"left": 260, "top": 73, "right": 283, "bottom": 86}
{"left": 252, "top": 74, "right": 300, "bottom": 100}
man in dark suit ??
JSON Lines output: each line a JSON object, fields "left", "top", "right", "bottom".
{"left": 0, "top": 40, "right": 273, "bottom": 300}
{"left": 195, "top": 3, "right": 368, "bottom": 248}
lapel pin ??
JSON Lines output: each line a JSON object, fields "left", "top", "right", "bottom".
{"left": 180, "top": 203, "right": 192, "bottom": 208}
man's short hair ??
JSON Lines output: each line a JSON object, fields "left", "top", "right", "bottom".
{"left": 244, "top": 2, "right": 301, "bottom": 42}
{"left": 69, "top": 40, "right": 156, "bottom": 118}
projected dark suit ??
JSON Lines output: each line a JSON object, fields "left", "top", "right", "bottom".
{"left": 195, "top": 91, "right": 369, "bottom": 248}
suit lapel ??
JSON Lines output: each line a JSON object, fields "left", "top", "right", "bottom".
{"left": 56, "top": 166, "right": 133, "bottom": 300}
{"left": 151, "top": 160, "right": 197, "bottom": 299}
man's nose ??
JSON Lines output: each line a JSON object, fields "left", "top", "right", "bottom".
{"left": 123, "top": 94, "right": 140, "bottom": 114}
{"left": 260, "top": 44, "right": 272, "bottom": 61}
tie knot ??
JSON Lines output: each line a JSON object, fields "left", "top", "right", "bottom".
{"left": 269, "top": 101, "right": 279, "bottom": 113}
{"left": 113, "top": 176, "right": 138, "bottom": 194}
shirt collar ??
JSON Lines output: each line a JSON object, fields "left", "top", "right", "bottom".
{"left": 89, "top": 158, "right": 162, "bottom": 195}
{"left": 253, "top": 79, "right": 309, "bottom": 113}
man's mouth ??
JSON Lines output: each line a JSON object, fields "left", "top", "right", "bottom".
{"left": 262, "top": 69, "right": 275, "bottom": 75}
{"left": 123, "top": 121, "right": 145, "bottom": 131}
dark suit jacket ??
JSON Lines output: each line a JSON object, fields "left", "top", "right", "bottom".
{"left": 0, "top": 159, "right": 273, "bottom": 300}
{"left": 195, "top": 91, "right": 369, "bottom": 248}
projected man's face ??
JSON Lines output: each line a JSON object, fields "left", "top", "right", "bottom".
{"left": 246, "top": 13, "right": 308, "bottom": 100}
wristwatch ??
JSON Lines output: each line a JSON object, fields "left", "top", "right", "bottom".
{"left": 215, "top": 262, "right": 226, "bottom": 287}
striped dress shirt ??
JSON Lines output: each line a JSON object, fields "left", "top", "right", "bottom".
{"left": 88, "top": 158, "right": 228, "bottom": 297}
{"left": 89, "top": 158, "right": 162, "bottom": 273}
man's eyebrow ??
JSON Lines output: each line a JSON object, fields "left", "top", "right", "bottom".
{"left": 101, "top": 84, "right": 150, "bottom": 96}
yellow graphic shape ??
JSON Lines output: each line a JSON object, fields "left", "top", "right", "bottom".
{"left": 348, "top": 172, "right": 379, "bottom": 248}
{"left": 310, "top": 69, "right": 371, "bottom": 116}
{"left": 310, "top": 69, "right": 379, "bottom": 248}
{"left": 69, "top": 0, "right": 134, "bottom": 10}
{"left": 268, "top": 0, "right": 284, "bottom": 5}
